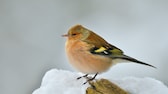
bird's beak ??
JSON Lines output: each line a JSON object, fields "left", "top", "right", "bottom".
{"left": 62, "top": 34, "right": 69, "bottom": 37}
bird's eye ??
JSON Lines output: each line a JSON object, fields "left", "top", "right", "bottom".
{"left": 72, "top": 33, "right": 77, "bottom": 36}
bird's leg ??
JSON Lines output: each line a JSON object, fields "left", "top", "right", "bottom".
{"left": 77, "top": 74, "right": 88, "bottom": 80}
{"left": 83, "top": 73, "right": 98, "bottom": 85}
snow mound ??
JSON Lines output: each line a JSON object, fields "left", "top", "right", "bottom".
{"left": 32, "top": 69, "right": 168, "bottom": 94}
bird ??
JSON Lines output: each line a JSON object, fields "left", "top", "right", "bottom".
{"left": 62, "top": 24, "right": 156, "bottom": 84}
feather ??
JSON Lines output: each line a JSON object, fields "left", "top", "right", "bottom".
{"left": 111, "top": 55, "right": 156, "bottom": 68}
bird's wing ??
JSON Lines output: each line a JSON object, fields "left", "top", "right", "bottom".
{"left": 90, "top": 45, "right": 123, "bottom": 56}
{"left": 84, "top": 31, "right": 123, "bottom": 56}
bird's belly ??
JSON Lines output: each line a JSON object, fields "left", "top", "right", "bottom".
{"left": 67, "top": 49, "right": 112, "bottom": 74}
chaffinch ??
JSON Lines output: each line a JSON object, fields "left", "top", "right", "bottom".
{"left": 62, "top": 24, "right": 155, "bottom": 84}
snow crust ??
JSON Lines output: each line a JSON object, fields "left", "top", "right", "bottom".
{"left": 32, "top": 69, "right": 168, "bottom": 94}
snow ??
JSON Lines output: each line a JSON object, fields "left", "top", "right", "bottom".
{"left": 32, "top": 69, "right": 168, "bottom": 94}
{"left": 112, "top": 77, "right": 168, "bottom": 94}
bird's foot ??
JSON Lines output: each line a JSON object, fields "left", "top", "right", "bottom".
{"left": 83, "top": 73, "right": 98, "bottom": 85}
{"left": 77, "top": 74, "right": 88, "bottom": 80}
{"left": 77, "top": 73, "right": 99, "bottom": 85}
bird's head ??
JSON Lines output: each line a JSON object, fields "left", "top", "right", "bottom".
{"left": 62, "top": 25, "right": 90, "bottom": 41}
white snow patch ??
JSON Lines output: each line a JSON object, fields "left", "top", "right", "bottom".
{"left": 32, "top": 69, "right": 168, "bottom": 94}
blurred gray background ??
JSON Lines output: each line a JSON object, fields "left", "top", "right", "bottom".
{"left": 0, "top": 0, "right": 168, "bottom": 94}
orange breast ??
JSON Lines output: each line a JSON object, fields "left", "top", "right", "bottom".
{"left": 65, "top": 40, "right": 112, "bottom": 74}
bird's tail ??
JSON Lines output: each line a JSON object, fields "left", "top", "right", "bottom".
{"left": 111, "top": 55, "right": 156, "bottom": 68}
